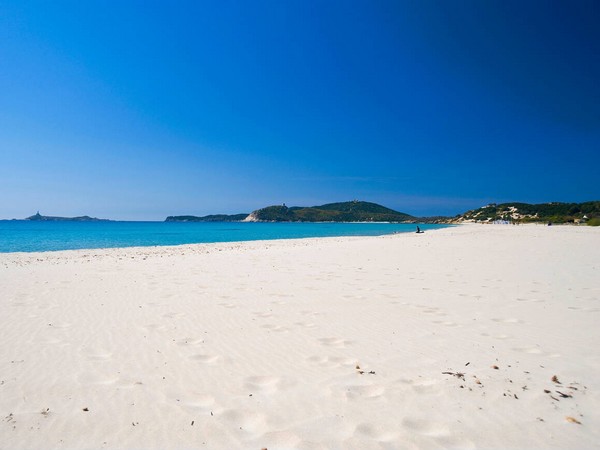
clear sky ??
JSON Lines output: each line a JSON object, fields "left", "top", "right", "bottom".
{"left": 1, "top": 1, "right": 599, "bottom": 220}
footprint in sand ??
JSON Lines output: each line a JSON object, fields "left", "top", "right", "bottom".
{"left": 163, "top": 312, "right": 185, "bottom": 319}
{"left": 218, "top": 303, "right": 237, "bottom": 309}
{"left": 254, "top": 430, "right": 302, "bottom": 449}
{"left": 432, "top": 320, "right": 459, "bottom": 327}
{"left": 402, "top": 418, "right": 450, "bottom": 437}
{"left": 37, "top": 303, "right": 60, "bottom": 311}
{"left": 244, "top": 375, "right": 281, "bottom": 393}
{"left": 480, "top": 332, "right": 513, "bottom": 340}
{"left": 220, "top": 409, "right": 266, "bottom": 434}
{"left": 35, "top": 337, "right": 65, "bottom": 346}
{"left": 11, "top": 301, "right": 33, "bottom": 308}
{"left": 304, "top": 286, "right": 320, "bottom": 291}
{"left": 48, "top": 321, "right": 72, "bottom": 329}
{"left": 512, "top": 345, "right": 543, "bottom": 355}
{"left": 435, "top": 435, "right": 476, "bottom": 450}
{"left": 252, "top": 311, "right": 273, "bottom": 318}
{"left": 491, "top": 318, "right": 524, "bottom": 324}
{"left": 261, "top": 323, "right": 289, "bottom": 332}
{"left": 180, "top": 394, "right": 216, "bottom": 412}
{"left": 113, "top": 378, "right": 146, "bottom": 390}
{"left": 307, "top": 355, "right": 355, "bottom": 368}
{"left": 400, "top": 378, "right": 440, "bottom": 394}
{"left": 344, "top": 384, "right": 386, "bottom": 399}
{"left": 86, "top": 352, "right": 113, "bottom": 361}
{"left": 143, "top": 323, "right": 167, "bottom": 332}
{"left": 80, "top": 347, "right": 113, "bottom": 361}
{"left": 144, "top": 302, "right": 167, "bottom": 307}
{"left": 493, "top": 334, "right": 512, "bottom": 340}
{"left": 516, "top": 298, "right": 544, "bottom": 303}
{"left": 189, "top": 353, "right": 221, "bottom": 364}
{"left": 318, "top": 337, "right": 352, "bottom": 348}
{"left": 176, "top": 337, "right": 204, "bottom": 346}
{"left": 354, "top": 422, "right": 399, "bottom": 441}
{"left": 77, "top": 371, "right": 119, "bottom": 385}
{"left": 294, "top": 321, "right": 317, "bottom": 328}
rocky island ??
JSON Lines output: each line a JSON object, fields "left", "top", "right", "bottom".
{"left": 26, "top": 212, "right": 111, "bottom": 222}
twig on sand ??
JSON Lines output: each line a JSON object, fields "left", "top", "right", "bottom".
{"left": 442, "top": 371, "right": 465, "bottom": 380}
{"left": 556, "top": 391, "right": 572, "bottom": 398}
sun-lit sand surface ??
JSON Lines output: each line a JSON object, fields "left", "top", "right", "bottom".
{"left": 1, "top": 224, "right": 599, "bottom": 449}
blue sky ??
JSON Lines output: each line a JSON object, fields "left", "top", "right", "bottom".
{"left": 1, "top": 0, "right": 598, "bottom": 220}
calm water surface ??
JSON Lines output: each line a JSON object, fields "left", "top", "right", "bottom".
{"left": 0, "top": 221, "right": 450, "bottom": 253}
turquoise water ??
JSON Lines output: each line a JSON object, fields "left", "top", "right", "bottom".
{"left": 0, "top": 221, "right": 449, "bottom": 253}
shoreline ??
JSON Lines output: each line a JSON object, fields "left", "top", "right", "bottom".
{"left": 0, "top": 222, "right": 588, "bottom": 259}
{"left": 0, "top": 222, "right": 465, "bottom": 260}
{"left": 0, "top": 222, "right": 453, "bottom": 255}
{"left": 1, "top": 224, "right": 598, "bottom": 449}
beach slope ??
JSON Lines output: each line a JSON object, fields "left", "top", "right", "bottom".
{"left": 1, "top": 225, "right": 599, "bottom": 449}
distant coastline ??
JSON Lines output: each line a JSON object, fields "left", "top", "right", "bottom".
{"left": 16, "top": 200, "right": 600, "bottom": 225}
{"left": 164, "top": 200, "right": 600, "bottom": 225}
{"left": 165, "top": 213, "right": 248, "bottom": 223}
{"left": 166, "top": 201, "right": 418, "bottom": 223}
{"left": 25, "top": 212, "right": 112, "bottom": 222}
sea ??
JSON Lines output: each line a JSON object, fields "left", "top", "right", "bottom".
{"left": 0, "top": 221, "right": 450, "bottom": 253}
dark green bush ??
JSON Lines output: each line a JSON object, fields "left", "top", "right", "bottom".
{"left": 587, "top": 217, "right": 600, "bottom": 226}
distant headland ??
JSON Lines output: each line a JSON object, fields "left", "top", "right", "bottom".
{"left": 166, "top": 201, "right": 416, "bottom": 223}
{"left": 451, "top": 201, "right": 600, "bottom": 225}
{"left": 26, "top": 212, "right": 112, "bottom": 222}
{"left": 165, "top": 213, "right": 249, "bottom": 223}
{"left": 166, "top": 200, "right": 600, "bottom": 225}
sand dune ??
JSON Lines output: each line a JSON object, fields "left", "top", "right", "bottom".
{"left": 1, "top": 224, "right": 599, "bottom": 449}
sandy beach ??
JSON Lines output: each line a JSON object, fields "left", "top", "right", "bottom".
{"left": 1, "top": 224, "right": 598, "bottom": 449}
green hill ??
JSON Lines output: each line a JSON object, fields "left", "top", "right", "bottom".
{"left": 247, "top": 201, "right": 415, "bottom": 222}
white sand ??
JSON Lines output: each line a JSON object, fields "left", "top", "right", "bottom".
{"left": 1, "top": 224, "right": 599, "bottom": 449}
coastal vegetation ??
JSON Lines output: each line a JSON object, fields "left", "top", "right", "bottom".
{"left": 453, "top": 201, "right": 600, "bottom": 224}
